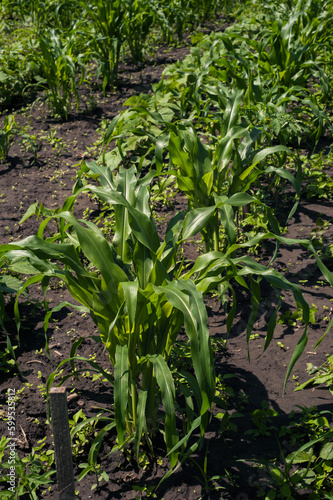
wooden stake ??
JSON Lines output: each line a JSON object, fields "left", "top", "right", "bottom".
{"left": 49, "top": 387, "right": 75, "bottom": 500}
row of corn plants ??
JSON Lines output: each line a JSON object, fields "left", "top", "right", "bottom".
{"left": 0, "top": 0, "right": 235, "bottom": 117}
{"left": 71, "top": 0, "right": 333, "bottom": 466}
{"left": 2, "top": 157, "right": 332, "bottom": 470}
{"left": 1, "top": 0, "right": 333, "bottom": 494}
{"left": 107, "top": 0, "right": 332, "bottom": 150}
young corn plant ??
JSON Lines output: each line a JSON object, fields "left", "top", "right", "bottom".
{"left": 74, "top": 161, "right": 333, "bottom": 399}
{"left": 29, "top": 29, "right": 83, "bottom": 120}
{"left": 166, "top": 89, "right": 300, "bottom": 253}
{"left": 79, "top": 0, "right": 124, "bottom": 92}
{"left": 2, "top": 159, "right": 332, "bottom": 471}
{"left": 0, "top": 163, "right": 215, "bottom": 468}
{"left": 123, "top": 0, "right": 154, "bottom": 63}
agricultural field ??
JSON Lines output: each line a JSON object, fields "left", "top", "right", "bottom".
{"left": 1, "top": 0, "right": 333, "bottom": 498}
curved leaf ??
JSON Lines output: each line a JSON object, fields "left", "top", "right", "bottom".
{"left": 239, "top": 145, "right": 291, "bottom": 181}
{"left": 114, "top": 345, "right": 129, "bottom": 446}
{"left": 182, "top": 206, "right": 215, "bottom": 240}
{"left": 149, "top": 354, "right": 178, "bottom": 468}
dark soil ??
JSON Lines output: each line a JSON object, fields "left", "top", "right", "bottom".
{"left": 1, "top": 18, "right": 333, "bottom": 500}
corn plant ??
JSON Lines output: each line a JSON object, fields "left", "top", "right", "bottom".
{"left": 189, "top": 0, "right": 221, "bottom": 21}
{"left": 77, "top": 161, "right": 333, "bottom": 402}
{"left": 167, "top": 126, "right": 301, "bottom": 252}
{"left": 79, "top": 0, "right": 124, "bottom": 92}
{"left": 100, "top": 87, "right": 302, "bottom": 254}
{"left": 2, "top": 157, "right": 333, "bottom": 467}
{"left": 27, "top": 0, "right": 48, "bottom": 32}
{"left": 0, "top": 164, "right": 215, "bottom": 467}
{"left": 123, "top": 0, "right": 154, "bottom": 63}
{"left": 0, "top": 271, "right": 27, "bottom": 330}
{"left": 130, "top": 89, "right": 298, "bottom": 253}
{"left": 29, "top": 29, "right": 83, "bottom": 120}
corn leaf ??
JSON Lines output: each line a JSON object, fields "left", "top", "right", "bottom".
{"left": 149, "top": 354, "right": 178, "bottom": 467}
{"left": 114, "top": 345, "right": 129, "bottom": 446}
